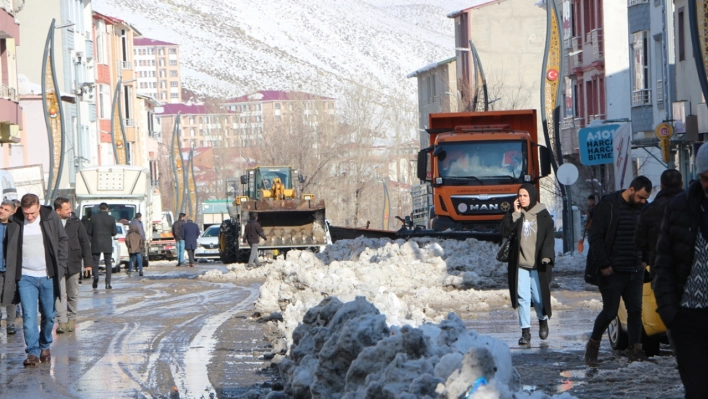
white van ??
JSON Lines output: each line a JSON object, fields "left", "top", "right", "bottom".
{"left": 0, "top": 170, "right": 18, "bottom": 201}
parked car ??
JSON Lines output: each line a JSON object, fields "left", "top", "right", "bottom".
{"left": 195, "top": 225, "right": 221, "bottom": 261}
{"left": 116, "top": 223, "right": 129, "bottom": 265}
{"left": 97, "top": 235, "right": 121, "bottom": 273}
{"left": 607, "top": 266, "right": 667, "bottom": 356}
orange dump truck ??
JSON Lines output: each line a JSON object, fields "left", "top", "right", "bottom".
{"left": 410, "top": 109, "right": 552, "bottom": 241}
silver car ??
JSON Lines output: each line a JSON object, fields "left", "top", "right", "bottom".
{"left": 195, "top": 225, "right": 221, "bottom": 260}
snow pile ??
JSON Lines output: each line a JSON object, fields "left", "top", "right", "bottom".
{"left": 201, "top": 237, "right": 586, "bottom": 346}
{"left": 247, "top": 296, "right": 576, "bottom": 399}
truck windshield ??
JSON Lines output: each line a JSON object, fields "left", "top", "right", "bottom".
{"left": 82, "top": 204, "right": 136, "bottom": 223}
{"left": 437, "top": 140, "right": 527, "bottom": 181}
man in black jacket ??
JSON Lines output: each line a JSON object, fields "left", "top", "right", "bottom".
{"left": 87, "top": 203, "right": 117, "bottom": 290}
{"left": 11, "top": 194, "right": 68, "bottom": 366}
{"left": 635, "top": 169, "right": 683, "bottom": 277}
{"left": 584, "top": 175, "right": 652, "bottom": 367}
{"left": 54, "top": 197, "right": 92, "bottom": 333}
{"left": 172, "top": 213, "right": 186, "bottom": 266}
{"left": 244, "top": 212, "right": 267, "bottom": 269}
{"left": 654, "top": 145, "right": 708, "bottom": 398}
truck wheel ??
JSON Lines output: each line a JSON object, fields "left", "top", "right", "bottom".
{"left": 219, "top": 219, "right": 238, "bottom": 264}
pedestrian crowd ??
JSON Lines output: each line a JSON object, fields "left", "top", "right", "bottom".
{"left": 500, "top": 147, "right": 708, "bottom": 398}
{"left": 0, "top": 193, "right": 206, "bottom": 368}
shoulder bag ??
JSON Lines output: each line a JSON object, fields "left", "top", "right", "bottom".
{"left": 496, "top": 230, "right": 515, "bottom": 262}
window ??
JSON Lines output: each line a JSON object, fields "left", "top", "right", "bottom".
{"left": 190, "top": 116, "right": 195, "bottom": 124}
{"left": 275, "top": 103, "right": 281, "bottom": 109}
{"left": 159, "top": 69, "right": 166, "bottom": 78}
{"left": 158, "top": 47, "right": 165, "bottom": 55}
{"left": 169, "top": 48, "right": 177, "bottom": 54}
{"left": 121, "top": 29, "right": 128, "bottom": 62}
{"left": 678, "top": 8, "right": 685, "bottom": 61}
{"left": 190, "top": 128, "right": 195, "bottom": 137}
{"left": 170, "top": 81, "right": 178, "bottom": 87}
{"left": 169, "top": 60, "right": 177, "bottom": 66}
{"left": 160, "top": 81, "right": 166, "bottom": 89}
{"left": 171, "top": 93, "right": 178, "bottom": 98}
{"left": 96, "top": 20, "right": 107, "bottom": 64}
{"left": 159, "top": 58, "right": 165, "bottom": 67}
{"left": 123, "top": 85, "right": 132, "bottom": 118}
{"left": 170, "top": 70, "right": 178, "bottom": 77}
{"left": 98, "top": 84, "right": 111, "bottom": 119}
{"left": 632, "top": 31, "right": 651, "bottom": 106}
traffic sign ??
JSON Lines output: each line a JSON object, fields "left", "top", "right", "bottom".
{"left": 655, "top": 122, "right": 673, "bottom": 140}
{"left": 556, "top": 163, "right": 579, "bottom": 186}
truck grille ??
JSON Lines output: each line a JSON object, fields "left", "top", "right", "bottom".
{"left": 450, "top": 194, "right": 516, "bottom": 215}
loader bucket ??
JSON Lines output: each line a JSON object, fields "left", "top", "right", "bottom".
{"left": 240, "top": 199, "right": 328, "bottom": 249}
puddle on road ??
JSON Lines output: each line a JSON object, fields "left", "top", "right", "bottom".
{"left": 557, "top": 369, "right": 588, "bottom": 393}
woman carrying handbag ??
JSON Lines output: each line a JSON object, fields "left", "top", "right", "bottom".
{"left": 499, "top": 183, "right": 555, "bottom": 346}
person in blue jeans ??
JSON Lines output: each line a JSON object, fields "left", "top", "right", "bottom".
{"left": 125, "top": 220, "right": 144, "bottom": 276}
{"left": 6, "top": 194, "right": 68, "bottom": 367}
{"left": 172, "top": 213, "right": 186, "bottom": 266}
{"left": 499, "top": 184, "right": 555, "bottom": 347}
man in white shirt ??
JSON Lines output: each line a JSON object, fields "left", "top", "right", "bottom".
{"left": 10, "top": 194, "right": 67, "bottom": 367}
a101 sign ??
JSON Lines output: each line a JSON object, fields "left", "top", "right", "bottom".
{"left": 578, "top": 124, "right": 620, "bottom": 165}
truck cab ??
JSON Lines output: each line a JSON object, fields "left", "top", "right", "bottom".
{"left": 418, "top": 110, "right": 551, "bottom": 233}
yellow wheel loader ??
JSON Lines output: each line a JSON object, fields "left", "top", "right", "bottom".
{"left": 218, "top": 166, "right": 329, "bottom": 264}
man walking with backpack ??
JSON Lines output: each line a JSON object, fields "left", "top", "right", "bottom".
{"left": 584, "top": 176, "right": 652, "bottom": 367}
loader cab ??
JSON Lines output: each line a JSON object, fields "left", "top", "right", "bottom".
{"left": 242, "top": 167, "right": 298, "bottom": 200}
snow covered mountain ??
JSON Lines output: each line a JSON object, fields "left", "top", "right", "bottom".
{"left": 92, "top": 0, "right": 486, "bottom": 99}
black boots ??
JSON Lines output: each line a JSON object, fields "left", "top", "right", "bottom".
{"left": 584, "top": 338, "right": 601, "bottom": 367}
{"left": 518, "top": 328, "right": 531, "bottom": 345}
{"left": 539, "top": 319, "right": 549, "bottom": 340}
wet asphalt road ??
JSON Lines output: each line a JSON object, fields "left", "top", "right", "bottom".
{"left": 0, "top": 267, "right": 683, "bottom": 399}
{"left": 0, "top": 262, "right": 272, "bottom": 399}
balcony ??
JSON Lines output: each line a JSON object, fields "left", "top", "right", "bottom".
{"left": 0, "top": 84, "right": 17, "bottom": 102}
{"left": 590, "top": 29, "right": 603, "bottom": 61}
{"left": 124, "top": 118, "right": 134, "bottom": 127}
{"left": 121, "top": 61, "right": 132, "bottom": 70}
{"left": 632, "top": 89, "right": 652, "bottom": 107}
{"left": 572, "top": 36, "right": 583, "bottom": 65}
{"left": 560, "top": 118, "right": 582, "bottom": 156}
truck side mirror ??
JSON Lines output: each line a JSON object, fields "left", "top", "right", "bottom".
{"left": 539, "top": 146, "right": 552, "bottom": 177}
{"left": 417, "top": 150, "right": 431, "bottom": 181}
{"left": 240, "top": 175, "right": 248, "bottom": 185}
{"left": 432, "top": 146, "right": 446, "bottom": 161}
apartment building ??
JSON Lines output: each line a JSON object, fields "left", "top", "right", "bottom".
{"left": 133, "top": 37, "right": 182, "bottom": 103}
{"left": 448, "top": 0, "right": 546, "bottom": 142}
{"left": 15, "top": 0, "right": 96, "bottom": 189}
{"left": 0, "top": 1, "right": 22, "bottom": 148}
{"left": 159, "top": 91, "right": 336, "bottom": 151}
{"left": 560, "top": 0, "right": 668, "bottom": 193}
{"left": 93, "top": 11, "right": 145, "bottom": 167}
{"left": 224, "top": 90, "right": 336, "bottom": 144}
{"left": 407, "top": 57, "right": 457, "bottom": 149}
{"left": 672, "top": 0, "right": 707, "bottom": 180}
